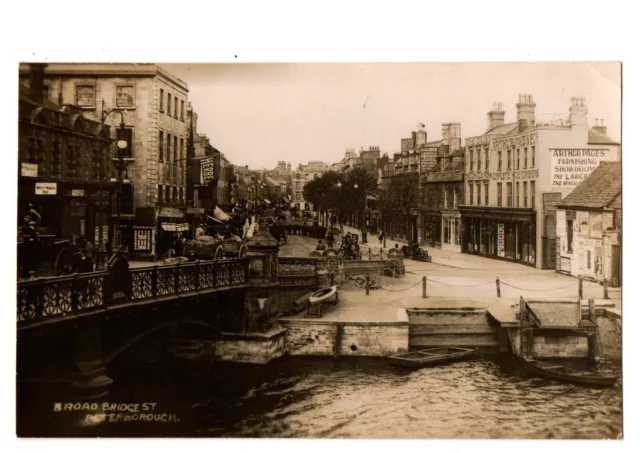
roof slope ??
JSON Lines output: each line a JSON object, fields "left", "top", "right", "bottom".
{"left": 588, "top": 128, "right": 620, "bottom": 145}
{"left": 558, "top": 161, "right": 621, "bottom": 209}
{"left": 486, "top": 122, "right": 519, "bottom": 135}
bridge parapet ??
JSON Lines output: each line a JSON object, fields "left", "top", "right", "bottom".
{"left": 17, "top": 258, "right": 250, "bottom": 327}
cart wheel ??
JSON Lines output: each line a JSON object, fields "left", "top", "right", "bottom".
{"left": 382, "top": 268, "right": 395, "bottom": 278}
{"left": 214, "top": 246, "right": 224, "bottom": 260}
{"left": 238, "top": 244, "right": 248, "bottom": 258}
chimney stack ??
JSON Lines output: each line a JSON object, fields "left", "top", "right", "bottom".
{"left": 28, "top": 63, "right": 47, "bottom": 104}
{"left": 593, "top": 118, "right": 607, "bottom": 136}
{"left": 487, "top": 101, "right": 505, "bottom": 131}
{"left": 516, "top": 93, "right": 536, "bottom": 132}
{"left": 570, "top": 96, "right": 589, "bottom": 127}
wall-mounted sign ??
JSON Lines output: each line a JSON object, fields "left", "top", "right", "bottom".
{"left": 35, "top": 182, "right": 57, "bottom": 195}
{"left": 94, "top": 225, "right": 108, "bottom": 244}
{"left": 133, "top": 227, "right": 153, "bottom": 251}
{"left": 71, "top": 189, "right": 85, "bottom": 197}
{"left": 497, "top": 223, "right": 505, "bottom": 256}
{"left": 186, "top": 207, "right": 205, "bottom": 214}
{"left": 158, "top": 207, "right": 184, "bottom": 218}
{"left": 542, "top": 193, "right": 562, "bottom": 214}
{"left": 550, "top": 148, "right": 617, "bottom": 188}
{"left": 21, "top": 163, "right": 38, "bottom": 177}
{"left": 201, "top": 157, "right": 215, "bottom": 184}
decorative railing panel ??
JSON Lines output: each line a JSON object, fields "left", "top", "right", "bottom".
{"left": 18, "top": 258, "right": 250, "bottom": 326}
{"left": 278, "top": 257, "right": 319, "bottom": 275}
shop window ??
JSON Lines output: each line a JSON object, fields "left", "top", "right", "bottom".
{"left": 498, "top": 151, "right": 502, "bottom": 170}
{"left": 160, "top": 89, "right": 165, "bottom": 112}
{"left": 567, "top": 220, "right": 574, "bottom": 253}
{"left": 497, "top": 183, "right": 503, "bottom": 207}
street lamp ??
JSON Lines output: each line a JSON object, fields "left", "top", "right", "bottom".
{"left": 98, "top": 101, "right": 128, "bottom": 269}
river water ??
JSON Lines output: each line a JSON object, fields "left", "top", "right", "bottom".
{"left": 18, "top": 353, "right": 622, "bottom": 439}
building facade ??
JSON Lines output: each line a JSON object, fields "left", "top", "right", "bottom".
{"left": 555, "top": 162, "right": 621, "bottom": 286}
{"left": 18, "top": 70, "right": 114, "bottom": 257}
{"left": 292, "top": 161, "right": 328, "bottom": 211}
{"left": 459, "top": 95, "right": 620, "bottom": 269}
{"left": 19, "top": 63, "right": 190, "bottom": 256}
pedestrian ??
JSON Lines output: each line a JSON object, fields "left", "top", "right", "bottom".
{"left": 195, "top": 224, "right": 205, "bottom": 238}
{"left": 378, "top": 230, "right": 384, "bottom": 245}
{"left": 316, "top": 240, "right": 326, "bottom": 251}
{"left": 75, "top": 248, "right": 94, "bottom": 273}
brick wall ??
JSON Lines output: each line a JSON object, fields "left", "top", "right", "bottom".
{"left": 282, "top": 322, "right": 337, "bottom": 356}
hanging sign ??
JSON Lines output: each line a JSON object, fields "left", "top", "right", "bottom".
{"left": 201, "top": 157, "right": 215, "bottom": 184}
{"left": 35, "top": 182, "right": 57, "bottom": 195}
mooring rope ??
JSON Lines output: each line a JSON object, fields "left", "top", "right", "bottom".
{"left": 425, "top": 278, "right": 495, "bottom": 288}
{"left": 378, "top": 279, "right": 424, "bottom": 292}
{"left": 500, "top": 281, "right": 577, "bottom": 292}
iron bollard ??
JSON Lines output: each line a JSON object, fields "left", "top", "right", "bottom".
{"left": 603, "top": 280, "right": 609, "bottom": 299}
{"left": 366, "top": 275, "right": 370, "bottom": 295}
{"left": 330, "top": 273, "right": 335, "bottom": 286}
{"left": 368, "top": 249, "right": 372, "bottom": 260}
{"left": 579, "top": 277, "right": 584, "bottom": 300}
{"left": 496, "top": 277, "right": 501, "bottom": 298}
{"left": 422, "top": 276, "right": 427, "bottom": 298}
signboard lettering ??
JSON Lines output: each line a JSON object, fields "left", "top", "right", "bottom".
{"left": 201, "top": 157, "right": 215, "bottom": 184}
{"left": 35, "top": 182, "right": 57, "bottom": 195}
{"left": 71, "top": 189, "right": 85, "bottom": 197}
{"left": 542, "top": 192, "right": 562, "bottom": 214}
{"left": 550, "top": 148, "right": 617, "bottom": 187}
{"left": 159, "top": 207, "right": 184, "bottom": 218}
{"left": 497, "top": 223, "right": 505, "bottom": 256}
{"left": 94, "top": 225, "right": 108, "bottom": 244}
{"left": 21, "top": 163, "right": 38, "bottom": 177}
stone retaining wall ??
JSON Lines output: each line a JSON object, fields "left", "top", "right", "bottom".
{"left": 597, "top": 309, "right": 622, "bottom": 360}
{"left": 278, "top": 320, "right": 409, "bottom": 357}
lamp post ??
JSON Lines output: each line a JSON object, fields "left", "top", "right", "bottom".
{"left": 99, "top": 101, "right": 128, "bottom": 268}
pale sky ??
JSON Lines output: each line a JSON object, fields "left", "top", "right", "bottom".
{"left": 161, "top": 63, "right": 621, "bottom": 170}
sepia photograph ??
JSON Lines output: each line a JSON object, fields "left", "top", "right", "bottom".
{"left": 12, "top": 61, "right": 623, "bottom": 440}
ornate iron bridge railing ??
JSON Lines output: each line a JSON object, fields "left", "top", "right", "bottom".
{"left": 17, "top": 258, "right": 250, "bottom": 326}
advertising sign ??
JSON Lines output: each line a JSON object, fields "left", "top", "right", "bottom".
{"left": 201, "top": 157, "right": 215, "bottom": 184}
{"left": 133, "top": 227, "right": 152, "bottom": 251}
{"left": 71, "top": 189, "right": 85, "bottom": 197}
{"left": 550, "top": 148, "right": 617, "bottom": 188}
{"left": 21, "top": 163, "right": 38, "bottom": 177}
{"left": 94, "top": 225, "right": 108, "bottom": 244}
{"left": 497, "top": 223, "right": 505, "bottom": 257}
{"left": 35, "top": 182, "right": 57, "bottom": 195}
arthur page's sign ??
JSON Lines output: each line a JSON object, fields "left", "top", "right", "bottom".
{"left": 550, "top": 148, "right": 617, "bottom": 187}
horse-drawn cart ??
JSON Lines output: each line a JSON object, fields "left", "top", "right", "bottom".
{"left": 183, "top": 236, "right": 248, "bottom": 260}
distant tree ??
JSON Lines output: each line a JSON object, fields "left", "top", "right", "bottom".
{"left": 379, "top": 172, "right": 422, "bottom": 218}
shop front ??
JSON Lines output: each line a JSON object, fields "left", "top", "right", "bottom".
{"left": 441, "top": 211, "right": 461, "bottom": 252}
{"left": 156, "top": 206, "right": 187, "bottom": 257}
{"left": 460, "top": 206, "right": 536, "bottom": 266}
{"left": 421, "top": 212, "right": 442, "bottom": 247}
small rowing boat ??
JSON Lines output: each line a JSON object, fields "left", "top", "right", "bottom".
{"left": 388, "top": 347, "right": 474, "bottom": 369}
{"left": 522, "top": 358, "right": 618, "bottom": 386}
{"left": 309, "top": 285, "right": 339, "bottom": 306}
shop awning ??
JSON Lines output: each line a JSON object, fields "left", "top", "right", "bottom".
{"left": 207, "top": 215, "right": 225, "bottom": 224}
{"left": 213, "top": 205, "right": 231, "bottom": 222}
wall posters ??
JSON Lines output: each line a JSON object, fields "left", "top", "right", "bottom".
{"left": 133, "top": 227, "right": 153, "bottom": 251}
{"left": 94, "top": 225, "right": 108, "bottom": 244}
{"left": 550, "top": 148, "right": 617, "bottom": 188}
{"left": 21, "top": 163, "right": 37, "bottom": 177}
